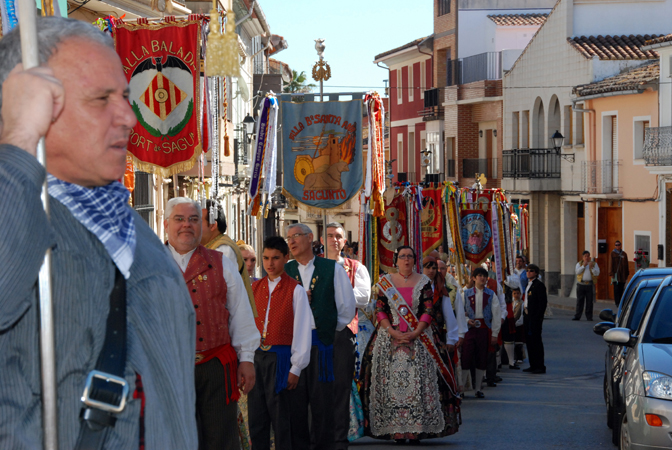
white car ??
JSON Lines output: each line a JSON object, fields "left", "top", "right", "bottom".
{"left": 603, "top": 275, "right": 672, "bottom": 450}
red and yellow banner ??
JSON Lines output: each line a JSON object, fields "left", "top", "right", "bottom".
{"left": 421, "top": 185, "right": 443, "bottom": 257}
{"left": 377, "top": 193, "right": 408, "bottom": 273}
{"left": 460, "top": 191, "right": 493, "bottom": 266}
{"left": 115, "top": 19, "right": 203, "bottom": 176}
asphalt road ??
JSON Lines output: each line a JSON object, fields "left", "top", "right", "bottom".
{"left": 351, "top": 308, "right": 614, "bottom": 449}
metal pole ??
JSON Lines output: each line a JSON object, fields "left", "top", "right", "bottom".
{"left": 17, "top": 1, "right": 58, "bottom": 448}
{"left": 320, "top": 76, "right": 328, "bottom": 256}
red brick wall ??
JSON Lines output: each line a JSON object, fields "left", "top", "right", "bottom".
{"left": 433, "top": 0, "right": 456, "bottom": 88}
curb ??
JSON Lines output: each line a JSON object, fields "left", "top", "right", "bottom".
{"left": 549, "top": 300, "right": 613, "bottom": 312}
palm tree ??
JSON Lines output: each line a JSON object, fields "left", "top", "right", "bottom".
{"left": 283, "top": 70, "right": 316, "bottom": 93}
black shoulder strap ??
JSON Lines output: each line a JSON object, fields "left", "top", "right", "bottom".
{"left": 75, "top": 267, "right": 128, "bottom": 450}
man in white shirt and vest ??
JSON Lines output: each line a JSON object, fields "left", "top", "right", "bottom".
{"left": 574, "top": 250, "right": 600, "bottom": 321}
{"left": 285, "top": 223, "right": 356, "bottom": 450}
{"left": 165, "top": 197, "right": 260, "bottom": 450}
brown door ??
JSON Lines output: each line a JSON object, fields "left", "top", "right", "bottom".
{"left": 596, "top": 205, "right": 622, "bottom": 300}
{"left": 577, "top": 203, "right": 585, "bottom": 262}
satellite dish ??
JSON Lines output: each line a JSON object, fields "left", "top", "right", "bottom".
{"left": 237, "top": 77, "right": 250, "bottom": 102}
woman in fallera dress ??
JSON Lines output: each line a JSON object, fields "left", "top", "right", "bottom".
{"left": 360, "top": 246, "right": 460, "bottom": 444}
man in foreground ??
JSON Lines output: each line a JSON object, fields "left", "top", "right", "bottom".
{"left": 0, "top": 17, "right": 197, "bottom": 449}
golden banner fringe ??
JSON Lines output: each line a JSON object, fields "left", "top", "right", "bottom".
{"left": 127, "top": 145, "right": 202, "bottom": 178}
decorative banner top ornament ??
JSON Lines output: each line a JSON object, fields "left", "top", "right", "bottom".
{"left": 206, "top": 0, "right": 240, "bottom": 77}
{"left": 312, "top": 38, "right": 331, "bottom": 82}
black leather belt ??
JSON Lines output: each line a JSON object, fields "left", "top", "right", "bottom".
{"left": 75, "top": 267, "right": 128, "bottom": 450}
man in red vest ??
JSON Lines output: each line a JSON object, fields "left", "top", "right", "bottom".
{"left": 320, "top": 222, "right": 370, "bottom": 449}
{"left": 165, "top": 197, "right": 260, "bottom": 450}
{"left": 248, "top": 236, "right": 313, "bottom": 450}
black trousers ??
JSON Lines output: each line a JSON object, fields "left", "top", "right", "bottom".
{"left": 486, "top": 344, "right": 500, "bottom": 381}
{"left": 195, "top": 358, "right": 239, "bottom": 450}
{"left": 289, "top": 345, "right": 335, "bottom": 450}
{"left": 248, "top": 350, "right": 293, "bottom": 450}
{"left": 575, "top": 283, "right": 594, "bottom": 319}
{"left": 333, "top": 327, "right": 356, "bottom": 450}
{"left": 524, "top": 313, "right": 545, "bottom": 371}
{"left": 614, "top": 282, "right": 626, "bottom": 307}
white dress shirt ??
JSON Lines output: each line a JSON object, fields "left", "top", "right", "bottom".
{"left": 264, "top": 276, "right": 315, "bottom": 376}
{"left": 338, "top": 256, "right": 371, "bottom": 309}
{"left": 215, "top": 244, "right": 238, "bottom": 267}
{"left": 441, "top": 295, "right": 459, "bottom": 345}
{"left": 575, "top": 260, "right": 600, "bottom": 281}
{"left": 295, "top": 257, "right": 356, "bottom": 331}
{"left": 456, "top": 287, "right": 501, "bottom": 338}
{"left": 169, "top": 244, "right": 260, "bottom": 363}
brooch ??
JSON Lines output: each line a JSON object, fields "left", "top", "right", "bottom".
{"left": 310, "top": 276, "right": 318, "bottom": 291}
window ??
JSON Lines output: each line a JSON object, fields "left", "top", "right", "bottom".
{"left": 512, "top": 112, "right": 520, "bottom": 149}
{"left": 564, "top": 105, "right": 573, "bottom": 145}
{"left": 408, "top": 64, "right": 414, "bottom": 102}
{"left": 521, "top": 111, "right": 530, "bottom": 148}
{"left": 397, "top": 69, "right": 402, "bottom": 105}
{"left": 634, "top": 118, "right": 650, "bottom": 160}
{"left": 576, "top": 109, "right": 585, "bottom": 145}
{"left": 438, "top": 0, "right": 450, "bottom": 16}
{"left": 397, "top": 134, "right": 404, "bottom": 173}
{"left": 635, "top": 232, "right": 651, "bottom": 258}
{"left": 420, "top": 61, "right": 426, "bottom": 100}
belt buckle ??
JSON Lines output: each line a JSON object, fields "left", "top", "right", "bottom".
{"left": 473, "top": 319, "right": 482, "bottom": 328}
{"left": 195, "top": 353, "right": 205, "bottom": 363}
{"left": 81, "top": 370, "right": 129, "bottom": 414}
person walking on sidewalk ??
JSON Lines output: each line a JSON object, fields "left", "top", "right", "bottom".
{"left": 609, "top": 241, "right": 629, "bottom": 307}
{"left": 523, "top": 264, "right": 547, "bottom": 374}
{"left": 574, "top": 251, "right": 599, "bottom": 321}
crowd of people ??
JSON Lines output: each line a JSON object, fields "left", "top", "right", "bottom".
{"left": 0, "top": 17, "right": 552, "bottom": 450}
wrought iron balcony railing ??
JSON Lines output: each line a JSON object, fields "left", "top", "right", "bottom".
{"left": 447, "top": 52, "right": 502, "bottom": 87}
{"left": 462, "top": 158, "right": 498, "bottom": 179}
{"left": 582, "top": 160, "right": 621, "bottom": 194}
{"left": 502, "top": 149, "right": 561, "bottom": 179}
{"left": 643, "top": 126, "right": 672, "bottom": 166}
{"left": 418, "top": 88, "right": 443, "bottom": 120}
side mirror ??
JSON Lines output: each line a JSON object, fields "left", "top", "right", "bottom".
{"left": 593, "top": 321, "right": 615, "bottom": 336}
{"left": 603, "top": 328, "right": 637, "bottom": 348}
{"left": 599, "top": 309, "right": 616, "bottom": 323}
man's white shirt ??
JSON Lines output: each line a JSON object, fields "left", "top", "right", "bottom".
{"left": 337, "top": 256, "right": 371, "bottom": 310}
{"left": 456, "top": 287, "right": 501, "bottom": 338}
{"left": 575, "top": 261, "right": 600, "bottom": 281}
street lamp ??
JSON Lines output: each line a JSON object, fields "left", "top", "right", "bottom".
{"left": 243, "top": 113, "right": 256, "bottom": 140}
{"left": 550, "top": 130, "right": 575, "bottom": 163}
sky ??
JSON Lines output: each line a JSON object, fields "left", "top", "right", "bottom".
{"left": 260, "top": 0, "right": 433, "bottom": 95}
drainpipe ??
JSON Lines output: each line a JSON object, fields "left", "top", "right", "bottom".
{"left": 235, "top": 0, "right": 256, "bottom": 27}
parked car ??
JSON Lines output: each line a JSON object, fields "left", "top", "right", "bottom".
{"left": 603, "top": 275, "right": 672, "bottom": 450}
{"left": 617, "top": 268, "right": 672, "bottom": 317}
{"left": 594, "top": 277, "right": 665, "bottom": 444}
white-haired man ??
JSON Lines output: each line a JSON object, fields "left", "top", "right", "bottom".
{"left": 0, "top": 17, "right": 197, "bottom": 449}
{"left": 285, "top": 223, "right": 356, "bottom": 450}
{"left": 320, "top": 222, "right": 370, "bottom": 449}
{"left": 165, "top": 197, "right": 260, "bottom": 450}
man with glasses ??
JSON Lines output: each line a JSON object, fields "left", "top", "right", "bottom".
{"left": 523, "top": 264, "right": 547, "bottom": 374}
{"left": 284, "top": 223, "right": 356, "bottom": 450}
{"left": 165, "top": 197, "right": 260, "bottom": 450}
{"left": 609, "top": 240, "right": 629, "bottom": 307}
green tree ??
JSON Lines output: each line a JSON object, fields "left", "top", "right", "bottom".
{"left": 283, "top": 70, "right": 316, "bottom": 93}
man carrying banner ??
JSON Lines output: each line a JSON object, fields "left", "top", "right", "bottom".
{"left": 320, "top": 222, "right": 371, "bottom": 449}
{"left": 456, "top": 267, "right": 502, "bottom": 398}
{"left": 165, "top": 197, "right": 260, "bottom": 450}
{"left": 284, "top": 223, "right": 356, "bottom": 450}
{"left": 0, "top": 17, "right": 197, "bottom": 449}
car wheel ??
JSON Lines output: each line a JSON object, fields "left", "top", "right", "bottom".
{"left": 612, "top": 409, "right": 621, "bottom": 446}
{"left": 619, "top": 414, "right": 630, "bottom": 450}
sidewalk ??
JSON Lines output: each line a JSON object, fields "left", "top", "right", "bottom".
{"left": 548, "top": 294, "right": 614, "bottom": 312}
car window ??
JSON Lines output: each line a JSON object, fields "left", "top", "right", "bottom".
{"left": 618, "top": 278, "right": 657, "bottom": 325}
{"left": 625, "top": 286, "right": 658, "bottom": 331}
{"left": 642, "top": 287, "right": 672, "bottom": 344}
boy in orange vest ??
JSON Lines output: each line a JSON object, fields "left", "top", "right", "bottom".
{"left": 248, "top": 236, "right": 314, "bottom": 450}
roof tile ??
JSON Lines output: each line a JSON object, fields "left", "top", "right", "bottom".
{"left": 487, "top": 13, "right": 547, "bottom": 26}
{"left": 645, "top": 34, "right": 672, "bottom": 46}
{"left": 568, "top": 35, "right": 661, "bottom": 60}
{"left": 573, "top": 61, "right": 659, "bottom": 97}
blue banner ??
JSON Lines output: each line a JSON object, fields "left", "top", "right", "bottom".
{"left": 281, "top": 100, "right": 363, "bottom": 209}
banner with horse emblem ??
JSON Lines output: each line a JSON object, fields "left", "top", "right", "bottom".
{"left": 377, "top": 193, "right": 408, "bottom": 273}
{"left": 460, "top": 191, "right": 493, "bottom": 266}
{"left": 281, "top": 100, "right": 363, "bottom": 209}
{"left": 421, "top": 185, "right": 443, "bottom": 257}
{"left": 115, "top": 19, "right": 202, "bottom": 176}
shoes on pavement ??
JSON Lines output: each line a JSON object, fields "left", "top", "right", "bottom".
{"left": 395, "top": 439, "right": 407, "bottom": 445}
{"left": 487, "top": 381, "right": 497, "bottom": 387}
{"left": 572, "top": 317, "right": 580, "bottom": 321}
{"left": 494, "top": 376, "right": 503, "bottom": 382}
{"left": 408, "top": 439, "right": 421, "bottom": 446}
{"left": 530, "top": 368, "right": 546, "bottom": 374}
{"left": 522, "top": 367, "right": 534, "bottom": 372}
{"left": 586, "top": 318, "right": 593, "bottom": 321}
{"left": 509, "top": 364, "right": 520, "bottom": 370}
{"left": 475, "top": 391, "right": 485, "bottom": 398}
{"left": 515, "top": 360, "right": 524, "bottom": 365}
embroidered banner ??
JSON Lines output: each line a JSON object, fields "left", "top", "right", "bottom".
{"left": 377, "top": 193, "right": 407, "bottom": 273}
{"left": 421, "top": 185, "right": 443, "bottom": 257}
{"left": 115, "top": 20, "right": 203, "bottom": 176}
{"left": 281, "top": 100, "right": 363, "bottom": 209}
{"left": 460, "top": 191, "right": 493, "bottom": 266}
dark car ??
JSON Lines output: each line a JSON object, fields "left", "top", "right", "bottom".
{"left": 593, "top": 276, "right": 665, "bottom": 445}
{"left": 617, "top": 268, "right": 672, "bottom": 317}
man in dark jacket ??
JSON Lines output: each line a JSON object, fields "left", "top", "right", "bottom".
{"left": 522, "top": 264, "right": 547, "bottom": 374}
{"left": 609, "top": 241, "right": 629, "bottom": 307}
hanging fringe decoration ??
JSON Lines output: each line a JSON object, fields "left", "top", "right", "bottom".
{"left": 206, "top": 1, "right": 240, "bottom": 78}
{"left": 364, "top": 92, "right": 386, "bottom": 217}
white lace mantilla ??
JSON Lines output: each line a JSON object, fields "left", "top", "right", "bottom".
{"left": 369, "top": 276, "right": 444, "bottom": 436}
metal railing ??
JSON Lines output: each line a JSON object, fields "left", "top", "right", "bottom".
{"left": 462, "top": 158, "right": 498, "bottom": 179}
{"left": 502, "top": 149, "right": 561, "bottom": 178}
{"left": 448, "top": 52, "right": 502, "bottom": 86}
{"left": 419, "top": 88, "right": 444, "bottom": 120}
{"left": 643, "top": 126, "right": 672, "bottom": 166}
{"left": 582, "top": 160, "right": 622, "bottom": 194}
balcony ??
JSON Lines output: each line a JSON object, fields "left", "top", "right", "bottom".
{"left": 582, "top": 160, "right": 622, "bottom": 196}
{"left": 643, "top": 126, "right": 672, "bottom": 166}
{"left": 418, "top": 88, "right": 443, "bottom": 121}
{"left": 501, "top": 149, "right": 561, "bottom": 191}
{"left": 462, "top": 158, "right": 498, "bottom": 179}
{"left": 448, "top": 52, "right": 502, "bottom": 86}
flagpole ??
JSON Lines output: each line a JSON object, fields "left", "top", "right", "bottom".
{"left": 312, "top": 39, "right": 329, "bottom": 254}
{"left": 17, "top": 1, "right": 59, "bottom": 448}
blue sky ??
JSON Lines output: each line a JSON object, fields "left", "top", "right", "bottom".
{"left": 260, "top": 1, "right": 433, "bottom": 95}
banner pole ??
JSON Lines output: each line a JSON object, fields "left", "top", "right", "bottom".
{"left": 17, "top": 0, "right": 59, "bottom": 448}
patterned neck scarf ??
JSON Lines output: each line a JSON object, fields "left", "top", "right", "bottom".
{"left": 47, "top": 174, "right": 136, "bottom": 279}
